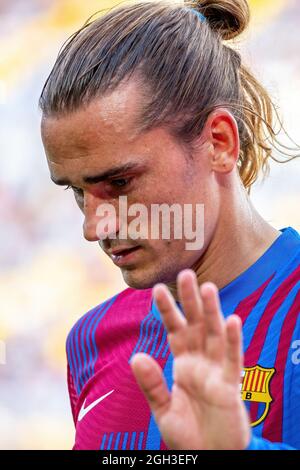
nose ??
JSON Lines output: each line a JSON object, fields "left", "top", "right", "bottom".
{"left": 82, "top": 192, "right": 119, "bottom": 242}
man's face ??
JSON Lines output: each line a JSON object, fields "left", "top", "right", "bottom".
{"left": 41, "top": 80, "right": 219, "bottom": 289}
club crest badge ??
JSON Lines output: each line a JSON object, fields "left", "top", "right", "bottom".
{"left": 240, "top": 365, "right": 275, "bottom": 427}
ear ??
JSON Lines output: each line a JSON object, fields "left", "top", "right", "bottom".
{"left": 205, "top": 108, "right": 240, "bottom": 174}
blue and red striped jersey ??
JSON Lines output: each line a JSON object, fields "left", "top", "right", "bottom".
{"left": 66, "top": 227, "right": 300, "bottom": 450}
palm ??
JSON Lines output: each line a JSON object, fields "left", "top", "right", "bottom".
{"left": 130, "top": 270, "right": 251, "bottom": 450}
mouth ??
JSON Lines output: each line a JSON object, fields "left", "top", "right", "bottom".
{"left": 109, "top": 246, "right": 142, "bottom": 267}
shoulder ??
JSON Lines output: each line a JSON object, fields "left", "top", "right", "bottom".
{"left": 66, "top": 286, "right": 152, "bottom": 353}
{"left": 272, "top": 227, "right": 300, "bottom": 281}
{"left": 269, "top": 227, "right": 300, "bottom": 310}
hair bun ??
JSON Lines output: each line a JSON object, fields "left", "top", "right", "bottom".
{"left": 191, "top": 0, "right": 250, "bottom": 40}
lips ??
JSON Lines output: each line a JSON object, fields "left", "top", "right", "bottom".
{"left": 111, "top": 246, "right": 140, "bottom": 257}
{"left": 109, "top": 246, "right": 141, "bottom": 266}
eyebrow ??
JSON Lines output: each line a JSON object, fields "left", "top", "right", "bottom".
{"left": 50, "top": 162, "right": 142, "bottom": 186}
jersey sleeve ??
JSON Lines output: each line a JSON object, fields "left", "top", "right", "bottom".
{"left": 246, "top": 434, "right": 296, "bottom": 450}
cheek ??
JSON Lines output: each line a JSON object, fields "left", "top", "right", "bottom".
{"left": 146, "top": 238, "right": 194, "bottom": 258}
{"left": 149, "top": 240, "right": 204, "bottom": 274}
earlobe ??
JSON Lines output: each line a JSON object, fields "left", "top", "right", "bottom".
{"left": 211, "top": 151, "right": 236, "bottom": 174}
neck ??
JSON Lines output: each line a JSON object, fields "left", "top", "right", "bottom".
{"left": 167, "top": 180, "right": 280, "bottom": 300}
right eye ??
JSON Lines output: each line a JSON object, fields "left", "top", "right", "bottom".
{"left": 64, "top": 185, "right": 84, "bottom": 198}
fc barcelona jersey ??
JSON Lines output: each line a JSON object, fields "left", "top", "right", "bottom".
{"left": 66, "top": 227, "right": 300, "bottom": 450}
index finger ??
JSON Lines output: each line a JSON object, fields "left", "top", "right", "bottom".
{"left": 153, "top": 283, "right": 186, "bottom": 333}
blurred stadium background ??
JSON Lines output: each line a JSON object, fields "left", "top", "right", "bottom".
{"left": 0, "top": 0, "right": 299, "bottom": 450}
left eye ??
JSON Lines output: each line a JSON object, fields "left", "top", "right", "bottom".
{"left": 110, "top": 178, "right": 129, "bottom": 188}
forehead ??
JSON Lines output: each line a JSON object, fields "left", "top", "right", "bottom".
{"left": 40, "top": 79, "right": 191, "bottom": 187}
{"left": 41, "top": 79, "right": 145, "bottom": 164}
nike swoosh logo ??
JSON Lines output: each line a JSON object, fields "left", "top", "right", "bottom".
{"left": 78, "top": 389, "right": 114, "bottom": 422}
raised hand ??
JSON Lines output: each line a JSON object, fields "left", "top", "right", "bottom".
{"left": 130, "top": 269, "right": 251, "bottom": 450}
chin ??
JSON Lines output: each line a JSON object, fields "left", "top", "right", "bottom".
{"left": 121, "top": 265, "right": 178, "bottom": 290}
{"left": 121, "top": 269, "right": 156, "bottom": 290}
